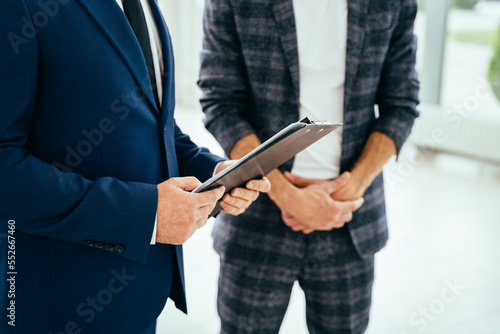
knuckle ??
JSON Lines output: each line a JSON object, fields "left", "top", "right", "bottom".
{"left": 216, "top": 189, "right": 225, "bottom": 199}
{"left": 331, "top": 211, "right": 340, "bottom": 220}
{"left": 232, "top": 188, "right": 243, "bottom": 198}
{"left": 186, "top": 176, "right": 198, "bottom": 184}
{"left": 210, "top": 191, "right": 220, "bottom": 201}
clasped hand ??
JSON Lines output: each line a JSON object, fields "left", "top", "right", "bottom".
{"left": 280, "top": 172, "right": 365, "bottom": 234}
{"left": 156, "top": 160, "right": 271, "bottom": 244}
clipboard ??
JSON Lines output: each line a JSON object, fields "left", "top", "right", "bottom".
{"left": 193, "top": 117, "right": 342, "bottom": 217}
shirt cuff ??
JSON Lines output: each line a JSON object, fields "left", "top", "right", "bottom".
{"left": 151, "top": 213, "right": 157, "bottom": 245}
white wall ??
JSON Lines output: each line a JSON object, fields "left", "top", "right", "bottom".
{"left": 159, "top": 0, "right": 205, "bottom": 107}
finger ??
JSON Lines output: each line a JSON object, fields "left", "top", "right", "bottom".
{"left": 246, "top": 177, "right": 271, "bottom": 193}
{"left": 222, "top": 194, "right": 252, "bottom": 210}
{"left": 281, "top": 211, "right": 294, "bottom": 225}
{"left": 287, "top": 221, "right": 312, "bottom": 233}
{"left": 281, "top": 215, "right": 294, "bottom": 227}
{"left": 280, "top": 212, "right": 314, "bottom": 233}
{"left": 214, "top": 160, "right": 236, "bottom": 175}
{"left": 196, "top": 186, "right": 226, "bottom": 207}
{"left": 322, "top": 172, "right": 351, "bottom": 194}
{"left": 220, "top": 200, "right": 245, "bottom": 216}
{"left": 198, "top": 197, "right": 220, "bottom": 219}
{"left": 337, "top": 197, "right": 364, "bottom": 213}
{"left": 291, "top": 224, "right": 307, "bottom": 232}
{"left": 283, "top": 171, "right": 323, "bottom": 187}
{"left": 171, "top": 177, "right": 203, "bottom": 191}
{"left": 282, "top": 214, "right": 302, "bottom": 228}
{"left": 193, "top": 217, "right": 209, "bottom": 231}
{"left": 196, "top": 204, "right": 215, "bottom": 221}
{"left": 231, "top": 188, "right": 259, "bottom": 201}
{"left": 333, "top": 222, "right": 346, "bottom": 229}
{"left": 285, "top": 220, "right": 302, "bottom": 229}
{"left": 343, "top": 211, "right": 353, "bottom": 223}
{"left": 302, "top": 228, "right": 314, "bottom": 234}
{"left": 281, "top": 214, "right": 303, "bottom": 229}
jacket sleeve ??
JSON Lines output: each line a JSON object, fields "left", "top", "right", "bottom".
{"left": 198, "top": 0, "right": 256, "bottom": 156}
{"left": 0, "top": 0, "right": 157, "bottom": 264}
{"left": 174, "top": 122, "right": 226, "bottom": 182}
{"left": 373, "top": 0, "right": 420, "bottom": 154}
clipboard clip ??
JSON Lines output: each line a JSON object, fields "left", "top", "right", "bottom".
{"left": 300, "top": 117, "right": 333, "bottom": 126}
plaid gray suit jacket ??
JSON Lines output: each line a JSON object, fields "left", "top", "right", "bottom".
{"left": 199, "top": 0, "right": 420, "bottom": 257}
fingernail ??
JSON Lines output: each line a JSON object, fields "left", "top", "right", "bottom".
{"left": 234, "top": 189, "right": 240, "bottom": 196}
{"left": 247, "top": 182, "right": 254, "bottom": 189}
{"left": 226, "top": 195, "right": 232, "bottom": 203}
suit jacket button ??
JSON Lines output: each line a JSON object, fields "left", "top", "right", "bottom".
{"left": 95, "top": 242, "right": 104, "bottom": 249}
{"left": 114, "top": 245, "right": 125, "bottom": 253}
{"left": 84, "top": 240, "right": 95, "bottom": 247}
{"left": 105, "top": 244, "right": 115, "bottom": 251}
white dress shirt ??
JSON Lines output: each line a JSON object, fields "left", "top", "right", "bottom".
{"left": 116, "top": 0, "right": 163, "bottom": 244}
{"left": 291, "top": 0, "right": 348, "bottom": 180}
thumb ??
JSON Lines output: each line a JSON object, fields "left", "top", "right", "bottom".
{"left": 321, "top": 172, "right": 351, "bottom": 194}
{"left": 171, "top": 177, "right": 203, "bottom": 191}
{"left": 284, "top": 171, "right": 323, "bottom": 188}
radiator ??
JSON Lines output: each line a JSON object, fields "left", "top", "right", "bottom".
{"left": 408, "top": 103, "right": 500, "bottom": 164}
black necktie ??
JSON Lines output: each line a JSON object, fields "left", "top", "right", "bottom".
{"left": 123, "top": 0, "right": 161, "bottom": 109}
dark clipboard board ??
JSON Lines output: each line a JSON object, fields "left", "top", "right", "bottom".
{"left": 192, "top": 117, "right": 342, "bottom": 217}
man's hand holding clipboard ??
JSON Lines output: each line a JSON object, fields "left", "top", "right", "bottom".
{"left": 193, "top": 118, "right": 343, "bottom": 217}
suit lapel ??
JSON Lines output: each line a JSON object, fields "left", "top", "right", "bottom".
{"left": 344, "top": 0, "right": 369, "bottom": 112}
{"left": 272, "top": 0, "right": 369, "bottom": 112}
{"left": 272, "top": 0, "right": 300, "bottom": 104}
{"left": 146, "top": 0, "right": 180, "bottom": 179}
{"left": 76, "top": 0, "right": 159, "bottom": 116}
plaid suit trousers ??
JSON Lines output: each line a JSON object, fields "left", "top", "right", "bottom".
{"left": 213, "top": 213, "right": 374, "bottom": 334}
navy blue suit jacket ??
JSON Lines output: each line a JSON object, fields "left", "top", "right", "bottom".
{"left": 0, "top": 0, "right": 223, "bottom": 333}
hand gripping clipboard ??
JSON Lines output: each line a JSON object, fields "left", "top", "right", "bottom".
{"left": 192, "top": 117, "right": 342, "bottom": 217}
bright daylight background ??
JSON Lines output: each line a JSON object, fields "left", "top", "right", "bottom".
{"left": 155, "top": 0, "right": 500, "bottom": 333}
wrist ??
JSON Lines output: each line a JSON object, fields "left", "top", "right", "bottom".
{"left": 348, "top": 168, "right": 371, "bottom": 196}
{"left": 267, "top": 172, "right": 299, "bottom": 210}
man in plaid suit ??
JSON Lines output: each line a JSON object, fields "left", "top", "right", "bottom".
{"left": 199, "top": 0, "right": 420, "bottom": 332}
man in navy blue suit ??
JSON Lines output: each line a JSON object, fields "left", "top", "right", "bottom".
{"left": 0, "top": 0, "right": 270, "bottom": 333}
